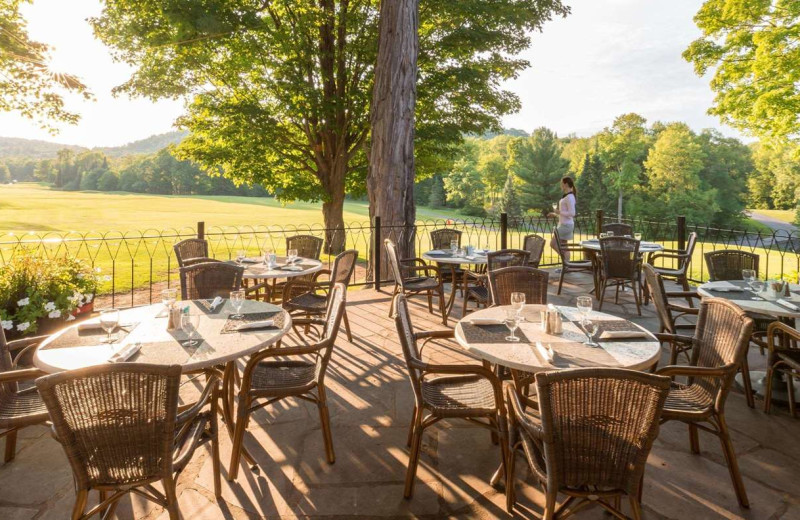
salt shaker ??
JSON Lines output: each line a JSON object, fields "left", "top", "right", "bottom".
{"left": 167, "top": 305, "right": 181, "bottom": 331}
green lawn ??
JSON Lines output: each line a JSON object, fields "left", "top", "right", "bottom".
{"left": 750, "top": 209, "right": 797, "bottom": 225}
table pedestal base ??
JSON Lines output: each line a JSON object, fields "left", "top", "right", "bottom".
{"left": 736, "top": 370, "right": 799, "bottom": 405}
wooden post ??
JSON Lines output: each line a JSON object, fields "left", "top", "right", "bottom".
{"left": 500, "top": 213, "right": 508, "bottom": 250}
{"left": 373, "top": 216, "right": 382, "bottom": 291}
{"left": 596, "top": 210, "right": 604, "bottom": 236}
{"left": 677, "top": 216, "right": 686, "bottom": 252}
{"left": 197, "top": 221, "right": 205, "bottom": 240}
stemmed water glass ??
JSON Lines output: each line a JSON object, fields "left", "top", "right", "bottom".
{"left": 181, "top": 310, "right": 201, "bottom": 347}
{"left": 581, "top": 319, "right": 600, "bottom": 347}
{"left": 161, "top": 288, "right": 177, "bottom": 309}
{"left": 450, "top": 239, "right": 458, "bottom": 255}
{"left": 230, "top": 289, "right": 245, "bottom": 319}
{"left": 742, "top": 269, "right": 755, "bottom": 287}
{"left": 510, "top": 292, "right": 525, "bottom": 321}
{"left": 749, "top": 278, "right": 765, "bottom": 299}
{"left": 262, "top": 248, "right": 273, "bottom": 267}
{"left": 576, "top": 295, "right": 599, "bottom": 347}
{"left": 504, "top": 308, "right": 521, "bottom": 342}
{"left": 236, "top": 250, "right": 246, "bottom": 265}
{"left": 99, "top": 309, "right": 120, "bottom": 344}
{"left": 287, "top": 248, "right": 298, "bottom": 264}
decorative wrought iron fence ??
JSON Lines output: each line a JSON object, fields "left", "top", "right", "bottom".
{"left": 1, "top": 211, "right": 797, "bottom": 308}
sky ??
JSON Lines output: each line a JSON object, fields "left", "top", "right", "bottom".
{"left": 0, "top": 0, "right": 745, "bottom": 148}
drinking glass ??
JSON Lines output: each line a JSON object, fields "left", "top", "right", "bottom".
{"left": 504, "top": 309, "right": 520, "bottom": 342}
{"left": 181, "top": 311, "right": 201, "bottom": 347}
{"left": 581, "top": 318, "right": 600, "bottom": 347}
{"left": 287, "top": 248, "right": 298, "bottom": 264}
{"left": 161, "top": 288, "right": 177, "bottom": 310}
{"left": 99, "top": 309, "right": 120, "bottom": 344}
{"left": 552, "top": 202, "right": 558, "bottom": 212}
{"left": 576, "top": 295, "right": 593, "bottom": 320}
{"left": 236, "top": 250, "right": 246, "bottom": 264}
{"left": 450, "top": 239, "right": 458, "bottom": 255}
{"left": 634, "top": 233, "right": 642, "bottom": 241}
{"left": 510, "top": 292, "right": 525, "bottom": 321}
{"left": 262, "top": 248, "right": 273, "bottom": 266}
{"left": 749, "top": 278, "right": 764, "bottom": 299}
{"left": 742, "top": 269, "right": 755, "bottom": 286}
{"left": 230, "top": 289, "right": 245, "bottom": 319}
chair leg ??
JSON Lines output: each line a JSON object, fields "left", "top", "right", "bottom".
{"left": 3, "top": 429, "right": 17, "bottom": 463}
{"left": 71, "top": 489, "right": 89, "bottom": 520}
{"left": 227, "top": 398, "right": 251, "bottom": 481}
{"left": 437, "top": 286, "right": 447, "bottom": 325}
{"left": 557, "top": 267, "right": 566, "bottom": 295}
{"left": 543, "top": 486, "right": 558, "bottom": 520}
{"left": 598, "top": 281, "right": 607, "bottom": 312}
{"left": 388, "top": 285, "right": 399, "bottom": 317}
{"left": 406, "top": 404, "right": 417, "bottom": 448}
{"left": 317, "top": 387, "right": 336, "bottom": 464}
{"left": 633, "top": 280, "right": 642, "bottom": 316}
{"left": 689, "top": 424, "right": 700, "bottom": 454}
{"left": 426, "top": 292, "right": 433, "bottom": 313}
{"left": 629, "top": 496, "right": 643, "bottom": 520}
{"left": 342, "top": 308, "right": 353, "bottom": 342}
{"left": 461, "top": 286, "right": 470, "bottom": 317}
{"left": 763, "top": 363, "right": 775, "bottom": 414}
{"left": 787, "top": 372, "right": 797, "bottom": 419}
{"left": 210, "top": 386, "right": 221, "bottom": 498}
{"left": 717, "top": 415, "right": 749, "bottom": 508}
{"left": 404, "top": 407, "right": 424, "bottom": 499}
{"left": 740, "top": 356, "right": 755, "bottom": 408}
{"left": 163, "top": 477, "right": 181, "bottom": 520}
{"left": 505, "top": 444, "right": 517, "bottom": 513}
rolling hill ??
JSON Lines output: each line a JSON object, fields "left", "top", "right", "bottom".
{"left": 0, "top": 131, "right": 187, "bottom": 159}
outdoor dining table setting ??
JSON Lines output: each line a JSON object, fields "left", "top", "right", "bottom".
{"left": 229, "top": 249, "right": 324, "bottom": 302}
{"left": 422, "top": 246, "right": 492, "bottom": 319}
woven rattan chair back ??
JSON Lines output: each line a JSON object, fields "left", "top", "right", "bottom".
{"left": 683, "top": 232, "right": 698, "bottom": 267}
{"left": 331, "top": 249, "right": 358, "bottom": 286}
{"left": 179, "top": 261, "right": 244, "bottom": 300}
{"left": 643, "top": 264, "right": 676, "bottom": 334}
{"left": 691, "top": 298, "right": 754, "bottom": 401}
{"left": 602, "top": 223, "right": 633, "bottom": 237}
{"left": 488, "top": 266, "right": 549, "bottom": 306}
{"left": 36, "top": 363, "right": 182, "bottom": 489}
{"left": 522, "top": 235, "right": 546, "bottom": 267}
{"left": 394, "top": 294, "right": 424, "bottom": 392}
{"left": 315, "top": 283, "right": 347, "bottom": 380}
{"left": 430, "top": 229, "right": 462, "bottom": 251}
{"left": 384, "top": 239, "right": 406, "bottom": 287}
{"left": 704, "top": 250, "right": 759, "bottom": 281}
{"left": 535, "top": 368, "right": 670, "bottom": 494}
{"left": 173, "top": 239, "right": 209, "bottom": 268}
{"left": 286, "top": 235, "right": 324, "bottom": 260}
{"left": 487, "top": 249, "right": 530, "bottom": 271}
{"left": 0, "top": 329, "right": 17, "bottom": 396}
{"left": 599, "top": 236, "right": 640, "bottom": 279}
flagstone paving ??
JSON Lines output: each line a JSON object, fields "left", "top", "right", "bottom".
{"left": 1, "top": 270, "right": 798, "bottom": 519}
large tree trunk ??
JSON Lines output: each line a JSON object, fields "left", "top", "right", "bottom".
{"left": 367, "top": 0, "right": 419, "bottom": 283}
{"left": 322, "top": 190, "right": 346, "bottom": 255}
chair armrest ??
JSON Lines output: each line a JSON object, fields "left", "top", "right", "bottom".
{"left": 182, "top": 257, "right": 218, "bottom": 267}
{"left": 311, "top": 269, "right": 332, "bottom": 283}
{"left": 404, "top": 264, "right": 441, "bottom": 277}
{"left": 400, "top": 257, "right": 427, "bottom": 266}
{"left": 505, "top": 385, "right": 546, "bottom": 442}
{"left": 655, "top": 333, "right": 695, "bottom": 346}
{"left": 656, "top": 364, "right": 731, "bottom": 378}
{"left": 666, "top": 291, "right": 700, "bottom": 299}
{"left": 0, "top": 367, "right": 48, "bottom": 384}
{"left": 415, "top": 329, "right": 455, "bottom": 341}
{"left": 666, "top": 303, "right": 699, "bottom": 316}
{"left": 176, "top": 375, "right": 219, "bottom": 427}
{"left": 647, "top": 253, "right": 685, "bottom": 264}
{"left": 292, "top": 317, "right": 327, "bottom": 327}
{"left": 410, "top": 358, "right": 496, "bottom": 382}
{"left": 767, "top": 321, "right": 800, "bottom": 353}
{"left": 7, "top": 335, "right": 49, "bottom": 352}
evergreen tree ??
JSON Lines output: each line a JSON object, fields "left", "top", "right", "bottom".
{"left": 576, "top": 153, "right": 610, "bottom": 213}
{"left": 508, "top": 127, "right": 569, "bottom": 215}
{"left": 427, "top": 174, "right": 446, "bottom": 208}
{"left": 499, "top": 173, "right": 521, "bottom": 219}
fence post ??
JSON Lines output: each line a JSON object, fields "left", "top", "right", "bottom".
{"left": 677, "top": 215, "right": 686, "bottom": 251}
{"left": 197, "top": 221, "right": 205, "bottom": 240}
{"left": 595, "top": 210, "right": 604, "bottom": 236}
{"left": 373, "top": 216, "right": 382, "bottom": 291}
{"left": 500, "top": 213, "right": 508, "bottom": 250}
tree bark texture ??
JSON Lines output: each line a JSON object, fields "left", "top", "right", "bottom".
{"left": 367, "top": 0, "right": 419, "bottom": 282}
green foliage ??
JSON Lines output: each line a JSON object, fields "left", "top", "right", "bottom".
{"left": 508, "top": 127, "right": 569, "bottom": 215}
{"left": 576, "top": 153, "right": 612, "bottom": 213}
{"left": 751, "top": 141, "right": 800, "bottom": 210}
{"left": 443, "top": 141, "right": 486, "bottom": 215}
{"left": 427, "top": 174, "right": 446, "bottom": 208}
{"left": 597, "top": 113, "right": 651, "bottom": 216}
{"left": 697, "top": 129, "right": 751, "bottom": 224}
{"left": 97, "top": 171, "right": 119, "bottom": 191}
{"left": 499, "top": 173, "right": 521, "bottom": 219}
{"left": 684, "top": 0, "right": 800, "bottom": 145}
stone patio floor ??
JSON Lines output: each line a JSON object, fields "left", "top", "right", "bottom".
{"left": 1, "top": 270, "right": 799, "bottom": 519}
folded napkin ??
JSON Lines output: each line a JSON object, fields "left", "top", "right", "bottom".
{"left": 469, "top": 317, "right": 504, "bottom": 326}
{"left": 241, "top": 258, "right": 261, "bottom": 264}
{"left": 711, "top": 281, "right": 744, "bottom": 292}
{"left": 599, "top": 330, "right": 648, "bottom": 340}
{"left": 534, "top": 341, "right": 554, "bottom": 363}
{"left": 77, "top": 321, "right": 103, "bottom": 332}
{"left": 109, "top": 343, "right": 141, "bottom": 363}
{"left": 209, "top": 296, "right": 223, "bottom": 311}
{"left": 236, "top": 320, "right": 276, "bottom": 331}
{"left": 465, "top": 255, "right": 476, "bottom": 260}
{"left": 776, "top": 299, "right": 800, "bottom": 311}
{"left": 281, "top": 265, "right": 304, "bottom": 271}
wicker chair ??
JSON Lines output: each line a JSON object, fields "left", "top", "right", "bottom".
{"left": 463, "top": 249, "right": 530, "bottom": 315}
{"left": 429, "top": 229, "right": 463, "bottom": 284}
{"left": 523, "top": 234, "right": 546, "bottom": 268}
{"left": 179, "top": 261, "right": 244, "bottom": 300}
{"left": 643, "top": 264, "right": 699, "bottom": 364}
{"left": 764, "top": 322, "right": 800, "bottom": 417}
{"left": 598, "top": 236, "right": 642, "bottom": 315}
{"left": 602, "top": 222, "right": 634, "bottom": 237}
{"left": 554, "top": 227, "right": 594, "bottom": 295}
{"left": 229, "top": 283, "right": 347, "bottom": 479}
{"left": 286, "top": 234, "right": 324, "bottom": 259}
{"left": 505, "top": 368, "right": 670, "bottom": 518}
{"left": 173, "top": 239, "right": 212, "bottom": 268}
{"left": 394, "top": 293, "right": 508, "bottom": 499}
{"left": 488, "top": 266, "right": 549, "bottom": 306}
{"left": 655, "top": 298, "right": 754, "bottom": 508}
{"left": 283, "top": 249, "right": 358, "bottom": 341}
{"left": 0, "top": 330, "right": 49, "bottom": 463}
{"left": 644, "top": 232, "right": 697, "bottom": 305}
{"left": 36, "top": 363, "right": 220, "bottom": 519}
{"left": 385, "top": 239, "right": 447, "bottom": 325}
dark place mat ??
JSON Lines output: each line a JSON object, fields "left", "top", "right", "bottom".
{"left": 461, "top": 323, "right": 530, "bottom": 344}
{"left": 591, "top": 320, "right": 651, "bottom": 342}
{"left": 241, "top": 258, "right": 262, "bottom": 264}
{"left": 43, "top": 322, "right": 138, "bottom": 350}
{"left": 704, "top": 289, "right": 759, "bottom": 300}
{"left": 221, "top": 311, "right": 283, "bottom": 334}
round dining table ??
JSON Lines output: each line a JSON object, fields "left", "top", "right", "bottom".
{"left": 579, "top": 238, "right": 664, "bottom": 255}
{"left": 422, "top": 249, "right": 490, "bottom": 320}
{"left": 34, "top": 298, "right": 292, "bottom": 472}
{"left": 234, "top": 257, "right": 324, "bottom": 302}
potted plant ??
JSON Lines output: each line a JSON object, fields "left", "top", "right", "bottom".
{"left": 0, "top": 254, "right": 99, "bottom": 338}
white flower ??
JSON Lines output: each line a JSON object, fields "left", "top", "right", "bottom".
{"left": 65, "top": 314, "right": 76, "bottom": 322}
{"left": 103, "top": 275, "right": 112, "bottom": 282}
{"left": 48, "top": 309, "right": 61, "bottom": 319}
{"left": 16, "top": 297, "right": 29, "bottom": 307}
{"left": 1, "top": 320, "right": 12, "bottom": 330}
{"left": 95, "top": 267, "right": 102, "bottom": 273}
{"left": 72, "top": 291, "right": 82, "bottom": 302}
{"left": 85, "top": 294, "right": 93, "bottom": 303}
{"left": 16, "top": 322, "right": 30, "bottom": 332}
{"left": 44, "top": 301, "right": 56, "bottom": 312}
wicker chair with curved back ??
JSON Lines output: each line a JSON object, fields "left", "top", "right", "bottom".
{"left": 286, "top": 234, "right": 324, "bottom": 260}
{"left": 394, "top": 293, "right": 508, "bottom": 499}
{"left": 598, "top": 236, "right": 642, "bottom": 315}
{"left": 704, "top": 250, "right": 759, "bottom": 281}
{"left": 36, "top": 363, "right": 220, "bottom": 520}
{"left": 173, "top": 239, "right": 212, "bottom": 268}
{"left": 602, "top": 222, "right": 634, "bottom": 237}
{"left": 554, "top": 227, "right": 593, "bottom": 295}
{"left": 643, "top": 264, "right": 700, "bottom": 365}
{"left": 505, "top": 368, "right": 670, "bottom": 518}
{"left": 429, "top": 229, "right": 464, "bottom": 284}
{"left": 523, "top": 234, "right": 546, "bottom": 268}
{"left": 764, "top": 321, "right": 800, "bottom": 417}
{"left": 385, "top": 239, "right": 447, "bottom": 325}
{"left": 655, "top": 298, "right": 754, "bottom": 508}
{"left": 488, "top": 266, "right": 549, "bottom": 306}
{"left": 463, "top": 249, "right": 530, "bottom": 315}
{"left": 644, "top": 231, "right": 697, "bottom": 304}
{"left": 283, "top": 249, "right": 358, "bottom": 341}
{"left": 0, "top": 330, "right": 49, "bottom": 463}
{"left": 179, "top": 261, "right": 244, "bottom": 300}
{"left": 229, "top": 283, "right": 347, "bottom": 479}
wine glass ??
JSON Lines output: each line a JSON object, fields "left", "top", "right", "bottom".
{"left": 287, "top": 248, "right": 298, "bottom": 264}
{"left": 262, "top": 248, "right": 273, "bottom": 267}
{"left": 504, "top": 309, "right": 520, "bottom": 342}
{"left": 181, "top": 311, "right": 201, "bottom": 347}
{"left": 99, "top": 309, "right": 120, "bottom": 344}
{"left": 236, "top": 250, "right": 246, "bottom": 264}
{"left": 510, "top": 292, "right": 525, "bottom": 319}
{"left": 450, "top": 239, "right": 458, "bottom": 255}
{"left": 161, "top": 288, "right": 177, "bottom": 309}
{"left": 742, "top": 269, "right": 755, "bottom": 287}
{"left": 581, "top": 318, "right": 600, "bottom": 347}
{"left": 634, "top": 233, "right": 642, "bottom": 241}
{"left": 576, "top": 295, "right": 593, "bottom": 320}
{"left": 230, "top": 289, "right": 245, "bottom": 319}
{"left": 748, "top": 278, "right": 764, "bottom": 298}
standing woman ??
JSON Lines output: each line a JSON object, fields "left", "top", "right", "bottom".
{"left": 548, "top": 177, "right": 577, "bottom": 261}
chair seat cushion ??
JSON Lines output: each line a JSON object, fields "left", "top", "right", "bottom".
{"left": 404, "top": 277, "right": 439, "bottom": 291}
{"left": 251, "top": 360, "right": 317, "bottom": 392}
{"left": 421, "top": 375, "right": 496, "bottom": 416}
{"left": 284, "top": 292, "right": 327, "bottom": 313}
{"left": 0, "top": 390, "right": 48, "bottom": 428}
{"left": 662, "top": 382, "right": 714, "bottom": 419}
